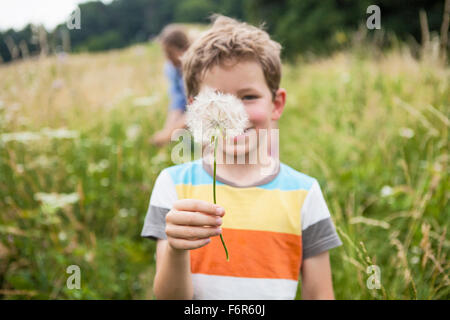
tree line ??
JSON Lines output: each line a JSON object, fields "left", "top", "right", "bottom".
{"left": 0, "top": 0, "right": 446, "bottom": 63}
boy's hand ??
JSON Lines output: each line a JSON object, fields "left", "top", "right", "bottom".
{"left": 165, "top": 199, "right": 224, "bottom": 251}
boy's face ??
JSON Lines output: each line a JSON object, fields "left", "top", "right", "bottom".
{"left": 199, "top": 58, "right": 286, "bottom": 160}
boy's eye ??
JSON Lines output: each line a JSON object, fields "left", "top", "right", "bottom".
{"left": 242, "top": 95, "right": 258, "bottom": 100}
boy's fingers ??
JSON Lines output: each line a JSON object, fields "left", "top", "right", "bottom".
{"left": 166, "top": 224, "right": 221, "bottom": 240}
{"left": 174, "top": 199, "right": 225, "bottom": 216}
{"left": 169, "top": 210, "right": 222, "bottom": 227}
{"left": 168, "top": 237, "right": 211, "bottom": 250}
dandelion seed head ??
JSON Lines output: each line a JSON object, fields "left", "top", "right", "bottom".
{"left": 58, "top": 231, "right": 67, "bottom": 241}
{"left": 380, "top": 185, "right": 393, "bottom": 197}
{"left": 186, "top": 87, "right": 249, "bottom": 144}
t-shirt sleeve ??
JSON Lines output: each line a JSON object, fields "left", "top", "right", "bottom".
{"left": 141, "top": 169, "right": 178, "bottom": 240}
{"left": 301, "top": 179, "right": 342, "bottom": 260}
{"left": 165, "top": 62, "right": 187, "bottom": 112}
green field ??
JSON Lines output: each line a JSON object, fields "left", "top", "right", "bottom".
{"left": 0, "top": 40, "right": 448, "bottom": 299}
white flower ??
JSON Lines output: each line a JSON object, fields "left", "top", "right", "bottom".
{"left": 34, "top": 192, "right": 79, "bottom": 207}
{"left": 29, "top": 155, "right": 53, "bottom": 169}
{"left": 58, "top": 231, "right": 67, "bottom": 241}
{"left": 186, "top": 87, "right": 249, "bottom": 144}
{"left": 41, "top": 127, "right": 79, "bottom": 139}
{"left": 88, "top": 159, "right": 110, "bottom": 174}
{"left": 34, "top": 192, "right": 79, "bottom": 215}
{"left": 1, "top": 128, "right": 79, "bottom": 144}
{"left": 399, "top": 127, "right": 414, "bottom": 139}
{"left": 380, "top": 185, "right": 393, "bottom": 197}
{"left": 410, "top": 256, "right": 420, "bottom": 265}
{"left": 0, "top": 131, "right": 41, "bottom": 143}
{"left": 126, "top": 124, "right": 141, "bottom": 141}
{"left": 119, "top": 208, "right": 129, "bottom": 218}
{"left": 84, "top": 251, "right": 94, "bottom": 263}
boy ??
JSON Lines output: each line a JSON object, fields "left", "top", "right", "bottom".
{"left": 141, "top": 15, "right": 342, "bottom": 299}
{"left": 150, "top": 24, "right": 190, "bottom": 146}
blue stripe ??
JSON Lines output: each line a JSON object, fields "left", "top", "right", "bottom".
{"left": 165, "top": 159, "right": 315, "bottom": 191}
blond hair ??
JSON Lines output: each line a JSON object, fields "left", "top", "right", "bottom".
{"left": 181, "top": 14, "right": 282, "bottom": 99}
{"left": 159, "top": 24, "right": 190, "bottom": 51}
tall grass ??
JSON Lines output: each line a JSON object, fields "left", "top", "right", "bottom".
{"left": 0, "top": 40, "right": 448, "bottom": 299}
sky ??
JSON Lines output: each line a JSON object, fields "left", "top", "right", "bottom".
{"left": 0, "top": 0, "right": 113, "bottom": 32}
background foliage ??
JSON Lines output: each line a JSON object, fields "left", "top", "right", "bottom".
{"left": 0, "top": 0, "right": 449, "bottom": 300}
{"left": 0, "top": 36, "right": 448, "bottom": 299}
{"left": 0, "top": 0, "right": 447, "bottom": 62}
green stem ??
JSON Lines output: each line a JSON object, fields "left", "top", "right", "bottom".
{"left": 213, "top": 135, "right": 229, "bottom": 261}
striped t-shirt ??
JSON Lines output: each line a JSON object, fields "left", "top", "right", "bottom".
{"left": 141, "top": 158, "right": 342, "bottom": 299}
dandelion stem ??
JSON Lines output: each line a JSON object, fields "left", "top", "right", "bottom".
{"left": 213, "top": 135, "right": 229, "bottom": 261}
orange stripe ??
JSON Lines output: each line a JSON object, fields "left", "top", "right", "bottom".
{"left": 190, "top": 228, "right": 302, "bottom": 280}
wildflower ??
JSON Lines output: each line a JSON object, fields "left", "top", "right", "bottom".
{"left": 186, "top": 87, "right": 250, "bottom": 261}
{"left": 29, "top": 155, "right": 53, "bottom": 169}
{"left": 34, "top": 192, "right": 79, "bottom": 215}
{"left": 126, "top": 124, "right": 141, "bottom": 141}
{"left": 88, "top": 159, "right": 110, "bottom": 174}
{"left": 380, "top": 185, "right": 393, "bottom": 197}
{"left": 41, "top": 127, "right": 79, "bottom": 139}
{"left": 119, "top": 208, "right": 129, "bottom": 218}
{"left": 0, "top": 131, "right": 41, "bottom": 143}
{"left": 84, "top": 251, "right": 94, "bottom": 263}
{"left": 399, "top": 127, "right": 414, "bottom": 139}
{"left": 58, "top": 231, "right": 67, "bottom": 241}
{"left": 410, "top": 256, "right": 420, "bottom": 265}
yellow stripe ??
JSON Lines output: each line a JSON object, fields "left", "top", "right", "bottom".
{"left": 175, "top": 184, "right": 307, "bottom": 235}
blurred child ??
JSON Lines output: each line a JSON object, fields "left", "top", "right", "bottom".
{"left": 150, "top": 24, "right": 190, "bottom": 146}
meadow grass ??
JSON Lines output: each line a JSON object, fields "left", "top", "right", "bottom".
{"left": 0, "top": 40, "right": 448, "bottom": 299}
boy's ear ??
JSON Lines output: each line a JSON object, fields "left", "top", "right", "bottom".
{"left": 271, "top": 88, "right": 286, "bottom": 121}
{"left": 187, "top": 96, "right": 193, "bottom": 104}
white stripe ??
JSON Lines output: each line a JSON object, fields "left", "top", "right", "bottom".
{"left": 301, "top": 180, "right": 331, "bottom": 230}
{"left": 192, "top": 274, "right": 298, "bottom": 300}
{"left": 149, "top": 169, "right": 178, "bottom": 209}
